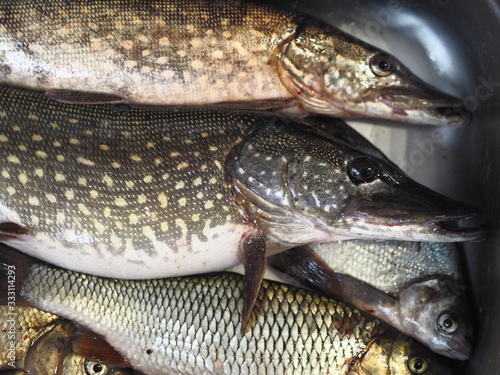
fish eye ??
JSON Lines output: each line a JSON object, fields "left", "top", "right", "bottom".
{"left": 348, "top": 156, "right": 380, "bottom": 184}
{"left": 407, "top": 356, "right": 428, "bottom": 374}
{"left": 369, "top": 53, "right": 397, "bottom": 76}
{"left": 437, "top": 313, "right": 458, "bottom": 334}
{"left": 85, "top": 360, "right": 109, "bottom": 375}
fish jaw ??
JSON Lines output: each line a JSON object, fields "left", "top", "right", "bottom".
{"left": 271, "top": 21, "right": 469, "bottom": 126}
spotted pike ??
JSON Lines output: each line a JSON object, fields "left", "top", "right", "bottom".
{"left": 0, "top": 0, "right": 468, "bottom": 126}
{"left": 0, "top": 247, "right": 453, "bottom": 375}
{"left": 270, "top": 241, "right": 472, "bottom": 360}
{"left": 0, "top": 85, "right": 484, "bottom": 330}
{"left": 1, "top": 305, "right": 138, "bottom": 374}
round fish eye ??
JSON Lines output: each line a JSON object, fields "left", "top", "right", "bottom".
{"left": 369, "top": 53, "right": 397, "bottom": 76}
{"left": 85, "top": 360, "right": 109, "bottom": 375}
{"left": 408, "top": 356, "right": 428, "bottom": 374}
{"left": 348, "top": 157, "right": 380, "bottom": 184}
{"left": 437, "top": 313, "right": 458, "bottom": 334}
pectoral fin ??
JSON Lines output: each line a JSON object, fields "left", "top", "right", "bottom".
{"left": 73, "top": 328, "right": 131, "bottom": 367}
{"left": 240, "top": 229, "right": 266, "bottom": 334}
{"left": 213, "top": 98, "right": 297, "bottom": 111}
{"left": 0, "top": 222, "right": 29, "bottom": 240}
{"left": 46, "top": 89, "right": 126, "bottom": 104}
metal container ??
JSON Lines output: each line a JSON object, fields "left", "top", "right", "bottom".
{"left": 268, "top": 0, "right": 499, "bottom": 373}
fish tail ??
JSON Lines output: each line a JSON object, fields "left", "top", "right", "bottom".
{"left": 0, "top": 244, "right": 37, "bottom": 306}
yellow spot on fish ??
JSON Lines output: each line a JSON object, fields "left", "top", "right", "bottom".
{"left": 28, "top": 196, "right": 39, "bottom": 205}
{"left": 130, "top": 154, "right": 142, "bottom": 162}
{"left": 177, "top": 50, "right": 187, "bottom": 57}
{"left": 222, "top": 31, "right": 232, "bottom": 38}
{"left": 193, "top": 177, "right": 202, "bottom": 186}
{"left": 18, "top": 173, "right": 28, "bottom": 185}
{"left": 142, "top": 225, "right": 155, "bottom": 239}
{"left": 212, "top": 50, "right": 224, "bottom": 59}
{"left": 57, "top": 212, "right": 66, "bottom": 224}
{"left": 122, "top": 40, "right": 134, "bottom": 49}
{"left": 57, "top": 155, "right": 65, "bottom": 162}
{"left": 55, "top": 173, "right": 65, "bottom": 182}
{"left": 35, "top": 169, "right": 44, "bottom": 177}
{"left": 209, "top": 145, "right": 218, "bottom": 151}
{"left": 94, "top": 220, "right": 105, "bottom": 233}
{"left": 78, "top": 203, "right": 91, "bottom": 216}
{"left": 53, "top": 141, "right": 61, "bottom": 147}
{"left": 126, "top": 181, "right": 135, "bottom": 188}
{"left": 31, "top": 215, "right": 39, "bottom": 226}
{"left": 161, "top": 70, "right": 175, "bottom": 79}
{"left": 18, "top": 145, "right": 27, "bottom": 152}
{"left": 191, "top": 60, "right": 204, "bottom": 69}
{"left": 214, "top": 160, "right": 222, "bottom": 170}
{"left": 69, "top": 138, "right": 80, "bottom": 145}
{"left": 159, "top": 37, "right": 170, "bottom": 46}
{"left": 154, "top": 158, "right": 162, "bottom": 165}
{"left": 103, "top": 175, "right": 114, "bottom": 187}
{"left": 6, "top": 186, "right": 15, "bottom": 195}
{"left": 175, "top": 181, "right": 185, "bottom": 190}
{"left": 115, "top": 221, "right": 123, "bottom": 230}
{"left": 136, "top": 195, "right": 147, "bottom": 204}
{"left": 78, "top": 177, "right": 87, "bottom": 186}
{"left": 32, "top": 134, "right": 43, "bottom": 141}
{"left": 146, "top": 142, "right": 155, "bottom": 148}
{"left": 177, "top": 162, "right": 189, "bottom": 170}
{"left": 170, "top": 151, "right": 180, "bottom": 157}
{"left": 204, "top": 201, "right": 214, "bottom": 209}
{"left": 99, "top": 144, "right": 110, "bottom": 151}
{"left": 197, "top": 191, "right": 204, "bottom": 199}
{"left": 158, "top": 192, "right": 168, "bottom": 208}
{"left": 112, "top": 162, "right": 121, "bottom": 169}
{"left": 65, "top": 190, "right": 75, "bottom": 200}
{"left": 1, "top": 170, "right": 9, "bottom": 178}
{"left": 110, "top": 232, "right": 121, "bottom": 249}
{"left": 161, "top": 222, "right": 169, "bottom": 231}
{"left": 45, "top": 193, "right": 57, "bottom": 203}
{"left": 162, "top": 173, "right": 169, "bottom": 180}
{"left": 178, "top": 197, "right": 187, "bottom": 206}
{"left": 143, "top": 175, "right": 153, "bottom": 183}
{"left": 103, "top": 207, "right": 111, "bottom": 218}
{"left": 209, "top": 177, "right": 217, "bottom": 184}
{"left": 191, "top": 214, "right": 200, "bottom": 222}
{"left": 141, "top": 50, "right": 151, "bottom": 58}
{"left": 7, "top": 155, "right": 20, "bottom": 164}
{"left": 28, "top": 114, "right": 39, "bottom": 121}
{"left": 12, "top": 126, "right": 20, "bottom": 132}
{"left": 77, "top": 157, "right": 95, "bottom": 166}
{"left": 129, "top": 213, "right": 139, "bottom": 224}
{"left": 35, "top": 150, "right": 48, "bottom": 159}
{"left": 90, "top": 190, "right": 99, "bottom": 199}
{"left": 114, "top": 198, "right": 127, "bottom": 207}
{"left": 216, "top": 193, "right": 223, "bottom": 200}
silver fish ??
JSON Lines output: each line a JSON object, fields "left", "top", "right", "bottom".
{"left": 0, "top": 85, "right": 485, "bottom": 330}
{"left": 0, "top": 247, "right": 454, "bottom": 375}
{"left": 0, "top": 0, "right": 468, "bottom": 126}
{"left": 269, "top": 241, "right": 472, "bottom": 360}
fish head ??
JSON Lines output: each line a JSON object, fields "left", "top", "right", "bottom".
{"left": 350, "top": 330, "right": 454, "bottom": 375}
{"left": 228, "top": 119, "right": 485, "bottom": 245}
{"left": 272, "top": 21, "right": 468, "bottom": 126}
{"left": 398, "top": 277, "right": 473, "bottom": 360}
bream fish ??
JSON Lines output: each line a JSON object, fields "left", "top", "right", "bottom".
{"left": 0, "top": 247, "right": 454, "bottom": 375}
{"left": 1, "top": 305, "right": 138, "bottom": 374}
{"left": 269, "top": 241, "right": 472, "bottom": 360}
{"left": 0, "top": 0, "right": 468, "bottom": 126}
{"left": 0, "top": 84, "right": 485, "bottom": 330}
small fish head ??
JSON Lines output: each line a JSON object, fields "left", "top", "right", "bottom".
{"left": 227, "top": 119, "right": 485, "bottom": 245}
{"left": 272, "top": 21, "right": 468, "bottom": 126}
{"left": 351, "top": 331, "right": 454, "bottom": 375}
{"left": 398, "top": 278, "right": 473, "bottom": 360}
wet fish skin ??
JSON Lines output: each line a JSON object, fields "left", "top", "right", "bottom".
{"left": 269, "top": 241, "right": 473, "bottom": 360}
{"left": 0, "top": 306, "right": 137, "bottom": 374}
{"left": 0, "top": 85, "right": 485, "bottom": 281}
{"left": 0, "top": 0, "right": 467, "bottom": 125}
{"left": 0, "top": 247, "right": 453, "bottom": 375}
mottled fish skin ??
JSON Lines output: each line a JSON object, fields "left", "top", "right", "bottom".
{"left": 0, "top": 85, "right": 485, "bottom": 282}
{"left": 269, "top": 241, "right": 473, "bottom": 360}
{"left": 0, "top": 306, "right": 137, "bottom": 374}
{"left": 2, "top": 249, "right": 453, "bottom": 375}
{"left": 0, "top": 0, "right": 467, "bottom": 125}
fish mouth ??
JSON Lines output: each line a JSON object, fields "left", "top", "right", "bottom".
{"left": 363, "top": 86, "right": 470, "bottom": 127}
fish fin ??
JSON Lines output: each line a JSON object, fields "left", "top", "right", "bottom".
{"left": 212, "top": 98, "right": 297, "bottom": 111}
{"left": 240, "top": 229, "right": 267, "bottom": 335}
{"left": 0, "top": 222, "right": 29, "bottom": 240}
{"left": 268, "top": 246, "right": 396, "bottom": 313}
{"left": 73, "top": 327, "right": 131, "bottom": 367}
{"left": 45, "top": 89, "right": 126, "bottom": 104}
{"left": 0, "top": 244, "right": 37, "bottom": 306}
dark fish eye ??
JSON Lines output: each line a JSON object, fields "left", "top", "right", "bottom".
{"left": 348, "top": 156, "right": 380, "bottom": 184}
{"left": 85, "top": 360, "right": 109, "bottom": 375}
{"left": 369, "top": 53, "right": 397, "bottom": 76}
{"left": 408, "top": 356, "right": 428, "bottom": 374}
{"left": 437, "top": 313, "right": 458, "bottom": 334}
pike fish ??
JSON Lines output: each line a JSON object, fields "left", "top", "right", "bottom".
{"left": 0, "top": 247, "right": 453, "bottom": 375}
{"left": 0, "top": 305, "right": 137, "bottom": 374}
{"left": 0, "top": 85, "right": 484, "bottom": 330}
{"left": 0, "top": 0, "right": 468, "bottom": 126}
{"left": 269, "top": 241, "right": 472, "bottom": 360}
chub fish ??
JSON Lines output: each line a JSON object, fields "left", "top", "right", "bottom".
{"left": 0, "top": 85, "right": 484, "bottom": 330}
{"left": 0, "top": 0, "right": 468, "bottom": 126}
{"left": 0, "top": 305, "right": 137, "bottom": 374}
{"left": 0, "top": 246, "right": 453, "bottom": 375}
{"left": 269, "top": 241, "right": 473, "bottom": 360}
